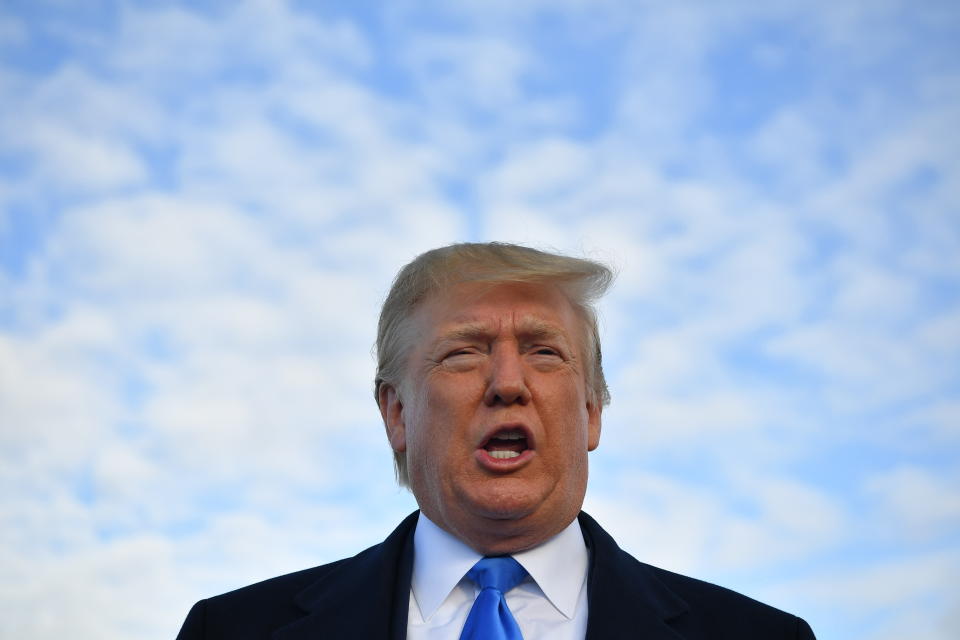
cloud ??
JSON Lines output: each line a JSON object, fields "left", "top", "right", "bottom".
{"left": 400, "top": 34, "right": 533, "bottom": 110}
{"left": 11, "top": 121, "right": 146, "bottom": 190}
{"left": 1, "top": 1, "right": 958, "bottom": 639}
{"left": 866, "top": 466, "right": 960, "bottom": 542}
{"left": 584, "top": 469, "right": 846, "bottom": 575}
{"left": 107, "top": 0, "right": 370, "bottom": 80}
{"left": 772, "top": 550, "right": 960, "bottom": 640}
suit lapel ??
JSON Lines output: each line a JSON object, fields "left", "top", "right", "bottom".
{"left": 579, "top": 512, "right": 689, "bottom": 640}
{"left": 273, "top": 511, "right": 418, "bottom": 640}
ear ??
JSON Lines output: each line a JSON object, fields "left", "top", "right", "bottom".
{"left": 586, "top": 400, "right": 602, "bottom": 451}
{"left": 378, "top": 383, "right": 407, "bottom": 453}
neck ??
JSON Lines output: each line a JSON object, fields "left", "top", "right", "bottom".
{"left": 427, "top": 510, "right": 578, "bottom": 556}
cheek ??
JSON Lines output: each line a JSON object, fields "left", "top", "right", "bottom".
{"left": 542, "top": 376, "right": 588, "bottom": 414}
{"left": 407, "top": 387, "right": 460, "bottom": 454}
{"left": 544, "top": 388, "right": 593, "bottom": 447}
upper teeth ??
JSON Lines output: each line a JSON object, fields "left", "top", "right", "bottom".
{"left": 497, "top": 432, "right": 524, "bottom": 440}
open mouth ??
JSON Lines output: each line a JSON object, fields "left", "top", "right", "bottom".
{"left": 481, "top": 427, "right": 530, "bottom": 460}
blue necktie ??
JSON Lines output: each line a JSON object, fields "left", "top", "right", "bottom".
{"left": 459, "top": 556, "right": 528, "bottom": 640}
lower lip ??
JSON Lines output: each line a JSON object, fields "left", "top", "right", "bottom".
{"left": 474, "top": 448, "right": 535, "bottom": 471}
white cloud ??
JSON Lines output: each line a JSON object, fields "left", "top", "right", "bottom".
{"left": 0, "top": 533, "right": 182, "bottom": 640}
{"left": 584, "top": 469, "right": 846, "bottom": 576}
{"left": 785, "top": 549, "right": 960, "bottom": 619}
{"left": 899, "top": 400, "right": 960, "bottom": 444}
{"left": 482, "top": 137, "right": 591, "bottom": 202}
{"left": 0, "top": 319, "right": 119, "bottom": 467}
{"left": 401, "top": 34, "right": 533, "bottom": 109}
{"left": 747, "top": 109, "right": 827, "bottom": 188}
{"left": 1, "top": 1, "right": 958, "bottom": 639}
{"left": 866, "top": 466, "right": 960, "bottom": 541}
{"left": 109, "top": 0, "right": 369, "bottom": 79}
{"left": 13, "top": 121, "right": 146, "bottom": 190}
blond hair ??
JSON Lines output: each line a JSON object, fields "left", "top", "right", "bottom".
{"left": 375, "top": 242, "right": 613, "bottom": 485}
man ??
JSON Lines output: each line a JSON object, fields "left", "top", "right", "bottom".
{"left": 177, "top": 242, "right": 815, "bottom": 639}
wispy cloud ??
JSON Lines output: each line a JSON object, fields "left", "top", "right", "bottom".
{"left": 1, "top": 1, "right": 957, "bottom": 639}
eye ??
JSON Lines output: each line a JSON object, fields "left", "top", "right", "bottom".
{"left": 530, "top": 345, "right": 562, "bottom": 358}
{"left": 439, "top": 345, "right": 484, "bottom": 371}
{"left": 527, "top": 346, "right": 565, "bottom": 371}
{"left": 444, "top": 346, "right": 482, "bottom": 359}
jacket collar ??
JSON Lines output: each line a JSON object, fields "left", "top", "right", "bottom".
{"left": 272, "top": 511, "right": 418, "bottom": 640}
{"left": 579, "top": 511, "right": 689, "bottom": 640}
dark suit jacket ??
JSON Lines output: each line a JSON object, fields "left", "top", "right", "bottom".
{"left": 177, "top": 511, "right": 815, "bottom": 639}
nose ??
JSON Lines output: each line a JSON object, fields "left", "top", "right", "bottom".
{"left": 483, "top": 345, "right": 531, "bottom": 406}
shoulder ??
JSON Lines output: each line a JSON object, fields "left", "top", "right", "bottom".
{"left": 577, "top": 512, "right": 815, "bottom": 639}
{"left": 176, "top": 560, "right": 348, "bottom": 640}
{"left": 175, "top": 512, "right": 421, "bottom": 640}
{"left": 645, "top": 562, "right": 783, "bottom": 615}
{"left": 643, "top": 563, "right": 815, "bottom": 638}
{"left": 208, "top": 559, "right": 348, "bottom": 612}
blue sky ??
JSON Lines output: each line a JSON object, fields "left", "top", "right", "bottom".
{"left": 1, "top": 1, "right": 958, "bottom": 638}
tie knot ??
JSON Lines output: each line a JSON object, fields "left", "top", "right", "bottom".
{"left": 467, "top": 556, "right": 528, "bottom": 594}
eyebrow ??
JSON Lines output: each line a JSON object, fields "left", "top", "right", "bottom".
{"left": 435, "top": 321, "right": 495, "bottom": 344}
{"left": 436, "top": 317, "right": 568, "bottom": 344}
{"left": 516, "top": 318, "right": 567, "bottom": 342}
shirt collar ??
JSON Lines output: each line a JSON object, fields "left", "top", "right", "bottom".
{"left": 512, "top": 515, "right": 588, "bottom": 619}
{"left": 411, "top": 512, "right": 589, "bottom": 621}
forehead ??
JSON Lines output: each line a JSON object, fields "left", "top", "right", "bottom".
{"left": 412, "top": 281, "right": 581, "bottom": 340}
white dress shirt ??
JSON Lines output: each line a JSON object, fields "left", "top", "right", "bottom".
{"left": 406, "top": 513, "right": 589, "bottom": 640}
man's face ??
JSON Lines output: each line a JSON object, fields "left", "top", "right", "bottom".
{"left": 379, "top": 281, "right": 601, "bottom": 554}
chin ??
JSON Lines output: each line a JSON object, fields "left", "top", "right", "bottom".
{"left": 461, "top": 478, "right": 550, "bottom": 521}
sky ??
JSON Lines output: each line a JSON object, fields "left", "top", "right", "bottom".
{"left": 1, "top": 1, "right": 958, "bottom": 638}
